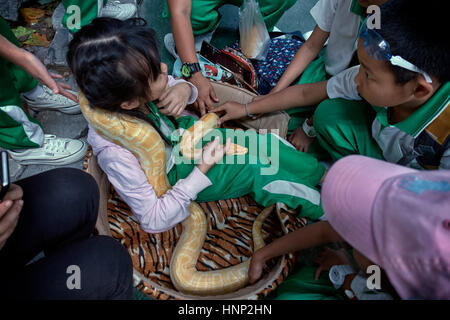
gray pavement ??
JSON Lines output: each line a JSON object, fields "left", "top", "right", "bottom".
{"left": 10, "top": 0, "right": 318, "bottom": 182}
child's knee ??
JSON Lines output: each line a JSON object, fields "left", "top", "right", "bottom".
{"left": 47, "top": 168, "right": 99, "bottom": 226}
{"left": 313, "top": 99, "right": 338, "bottom": 134}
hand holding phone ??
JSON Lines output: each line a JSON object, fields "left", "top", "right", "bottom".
{"left": 0, "top": 151, "right": 10, "bottom": 202}
{"left": 0, "top": 152, "right": 23, "bottom": 250}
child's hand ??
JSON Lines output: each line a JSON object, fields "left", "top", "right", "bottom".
{"left": 248, "top": 249, "right": 268, "bottom": 284}
{"left": 0, "top": 184, "right": 23, "bottom": 250}
{"left": 157, "top": 83, "right": 192, "bottom": 117}
{"left": 212, "top": 102, "right": 247, "bottom": 125}
{"left": 23, "top": 51, "right": 78, "bottom": 102}
{"left": 197, "top": 137, "right": 231, "bottom": 174}
{"left": 313, "top": 247, "right": 351, "bottom": 280}
{"left": 269, "top": 85, "right": 283, "bottom": 95}
{"left": 190, "top": 72, "right": 219, "bottom": 116}
{"left": 252, "top": 94, "right": 266, "bottom": 102}
{"left": 288, "top": 126, "right": 315, "bottom": 153}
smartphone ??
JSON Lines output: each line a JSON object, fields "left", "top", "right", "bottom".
{"left": 0, "top": 151, "right": 10, "bottom": 202}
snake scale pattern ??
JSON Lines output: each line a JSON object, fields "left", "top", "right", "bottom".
{"left": 79, "top": 92, "right": 273, "bottom": 296}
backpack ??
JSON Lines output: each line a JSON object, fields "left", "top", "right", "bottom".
{"left": 232, "top": 31, "right": 305, "bottom": 95}
{"left": 172, "top": 42, "right": 259, "bottom": 94}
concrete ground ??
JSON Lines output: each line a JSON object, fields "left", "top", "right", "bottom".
{"left": 9, "top": 0, "right": 319, "bottom": 182}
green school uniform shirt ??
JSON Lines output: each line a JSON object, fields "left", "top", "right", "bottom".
{"left": 372, "top": 82, "right": 450, "bottom": 169}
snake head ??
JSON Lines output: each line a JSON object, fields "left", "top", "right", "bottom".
{"left": 180, "top": 113, "right": 248, "bottom": 160}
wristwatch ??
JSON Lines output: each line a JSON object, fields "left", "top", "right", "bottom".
{"left": 329, "top": 265, "right": 356, "bottom": 289}
{"left": 181, "top": 62, "right": 201, "bottom": 79}
{"left": 302, "top": 118, "right": 317, "bottom": 138}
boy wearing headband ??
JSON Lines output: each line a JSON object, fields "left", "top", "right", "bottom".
{"left": 314, "top": 0, "right": 449, "bottom": 169}
{"left": 215, "top": 0, "right": 449, "bottom": 170}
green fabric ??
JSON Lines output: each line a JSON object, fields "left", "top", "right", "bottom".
{"left": 285, "top": 51, "right": 328, "bottom": 131}
{"left": 281, "top": 51, "right": 330, "bottom": 160}
{"left": 275, "top": 266, "right": 343, "bottom": 300}
{"left": 0, "top": 17, "right": 42, "bottom": 150}
{"left": 0, "top": 109, "right": 42, "bottom": 150}
{"left": 173, "top": 115, "right": 197, "bottom": 131}
{"left": 373, "top": 82, "right": 450, "bottom": 138}
{"left": 162, "top": 0, "right": 297, "bottom": 35}
{"left": 62, "top": 0, "right": 107, "bottom": 33}
{"left": 0, "top": 17, "right": 38, "bottom": 106}
{"left": 167, "top": 116, "right": 326, "bottom": 220}
{"left": 350, "top": 0, "right": 366, "bottom": 19}
{"left": 146, "top": 101, "right": 198, "bottom": 146}
{"left": 314, "top": 98, "right": 384, "bottom": 162}
{"left": 285, "top": 0, "right": 361, "bottom": 133}
{"left": 296, "top": 51, "right": 329, "bottom": 86}
{"left": 147, "top": 101, "right": 177, "bottom": 131}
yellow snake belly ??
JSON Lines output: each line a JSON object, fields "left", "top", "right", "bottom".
{"left": 79, "top": 93, "right": 273, "bottom": 296}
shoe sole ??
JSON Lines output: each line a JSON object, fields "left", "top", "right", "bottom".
{"left": 27, "top": 105, "right": 81, "bottom": 115}
{"left": 9, "top": 144, "right": 88, "bottom": 166}
{"left": 102, "top": 6, "right": 137, "bottom": 20}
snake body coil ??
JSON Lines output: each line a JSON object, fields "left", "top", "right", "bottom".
{"left": 80, "top": 93, "right": 272, "bottom": 296}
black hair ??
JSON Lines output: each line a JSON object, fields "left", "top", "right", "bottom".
{"left": 67, "top": 17, "right": 171, "bottom": 144}
{"left": 67, "top": 17, "right": 162, "bottom": 109}
{"left": 378, "top": 0, "right": 449, "bottom": 84}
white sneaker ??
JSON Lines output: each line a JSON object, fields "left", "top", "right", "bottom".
{"left": 8, "top": 135, "right": 87, "bottom": 166}
{"left": 101, "top": 1, "right": 137, "bottom": 20}
{"left": 164, "top": 33, "right": 179, "bottom": 59}
{"left": 22, "top": 85, "right": 81, "bottom": 114}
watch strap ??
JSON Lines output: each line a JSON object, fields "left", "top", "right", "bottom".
{"left": 302, "top": 118, "right": 317, "bottom": 138}
{"left": 329, "top": 264, "right": 356, "bottom": 289}
{"left": 182, "top": 62, "right": 201, "bottom": 78}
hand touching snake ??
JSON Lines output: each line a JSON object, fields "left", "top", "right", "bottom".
{"left": 79, "top": 93, "right": 274, "bottom": 296}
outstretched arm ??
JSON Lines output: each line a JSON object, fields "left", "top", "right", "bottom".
{"left": 0, "top": 34, "right": 77, "bottom": 102}
{"left": 271, "top": 25, "right": 329, "bottom": 94}
{"left": 214, "top": 81, "right": 328, "bottom": 125}
{"left": 248, "top": 221, "right": 344, "bottom": 284}
{"left": 0, "top": 34, "right": 26, "bottom": 65}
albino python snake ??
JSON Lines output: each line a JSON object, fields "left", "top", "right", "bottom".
{"left": 79, "top": 92, "right": 274, "bottom": 296}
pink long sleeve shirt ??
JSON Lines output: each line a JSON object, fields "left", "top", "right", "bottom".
{"left": 87, "top": 76, "right": 212, "bottom": 233}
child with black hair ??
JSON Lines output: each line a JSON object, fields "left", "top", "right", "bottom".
{"left": 67, "top": 17, "right": 327, "bottom": 233}
{"left": 264, "top": 0, "right": 388, "bottom": 153}
{"left": 214, "top": 0, "right": 388, "bottom": 154}
{"left": 215, "top": 0, "right": 449, "bottom": 170}
{"left": 314, "top": 0, "right": 449, "bottom": 169}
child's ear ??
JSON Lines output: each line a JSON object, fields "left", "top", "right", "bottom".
{"left": 120, "top": 99, "right": 140, "bottom": 110}
{"left": 413, "top": 76, "right": 435, "bottom": 100}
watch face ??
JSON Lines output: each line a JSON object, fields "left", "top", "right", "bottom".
{"left": 181, "top": 64, "right": 190, "bottom": 77}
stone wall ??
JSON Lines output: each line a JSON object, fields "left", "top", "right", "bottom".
{"left": 0, "top": 0, "right": 24, "bottom": 21}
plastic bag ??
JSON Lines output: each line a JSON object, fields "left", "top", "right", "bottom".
{"left": 239, "top": 0, "right": 270, "bottom": 60}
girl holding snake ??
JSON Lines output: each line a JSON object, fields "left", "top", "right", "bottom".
{"left": 67, "top": 17, "right": 326, "bottom": 234}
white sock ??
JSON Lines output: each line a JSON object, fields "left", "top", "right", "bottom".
{"left": 23, "top": 85, "right": 44, "bottom": 100}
